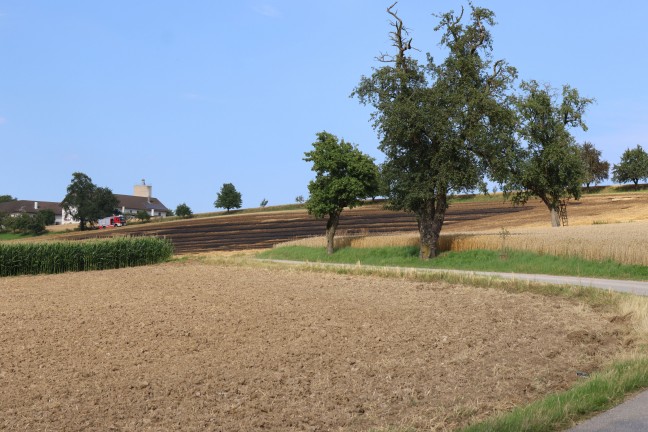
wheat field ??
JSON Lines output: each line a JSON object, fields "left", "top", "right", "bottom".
{"left": 278, "top": 221, "right": 648, "bottom": 266}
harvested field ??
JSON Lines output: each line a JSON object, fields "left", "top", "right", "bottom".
{"left": 0, "top": 261, "right": 629, "bottom": 431}
{"left": 40, "top": 193, "right": 648, "bottom": 254}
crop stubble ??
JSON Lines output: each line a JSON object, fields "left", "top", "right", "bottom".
{"left": 0, "top": 261, "right": 628, "bottom": 431}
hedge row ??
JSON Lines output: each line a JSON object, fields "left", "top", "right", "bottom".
{"left": 0, "top": 237, "right": 174, "bottom": 277}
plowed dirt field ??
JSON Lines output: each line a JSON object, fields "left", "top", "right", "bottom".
{"left": 47, "top": 193, "right": 648, "bottom": 254}
{"left": 0, "top": 261, "right": 628, "bottom": 431}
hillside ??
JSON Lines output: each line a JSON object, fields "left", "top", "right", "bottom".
{"left": 36, "top": 192, "right": 648, "bottom": 254}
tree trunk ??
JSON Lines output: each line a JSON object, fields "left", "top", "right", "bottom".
{"left": 550, "top": 207, "right": 561, "bottom": 227}
{"left": 417, "top": 194, "right": 448, "bottom": 260}
{"left": 326, "top": 211, "right": 341, "bottom": 255}
{"left": 540, "top": 195, "right": 561, "bottom": 228}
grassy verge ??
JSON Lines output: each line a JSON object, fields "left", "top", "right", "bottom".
{"left": 257, "top": 246, "right": 648, "bottom": 281}
{"left": 461, "top": 357, "right": 648, "bottom": 432}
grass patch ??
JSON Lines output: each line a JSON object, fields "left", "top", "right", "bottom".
{"left": 257, "top": 246, "right": 648, "bottom": 281}
{"left": 0, "top": 232, "right": 31, "bottom": 241}
{"left": 461, "top": 357, "right": 648, "bottom": 432}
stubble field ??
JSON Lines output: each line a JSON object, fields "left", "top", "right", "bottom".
{"left": 0, "top": 261, "right": 630, "bottom": 431}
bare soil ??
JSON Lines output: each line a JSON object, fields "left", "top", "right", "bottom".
{"left": 0, "top": 261, "right": 629, "bottom": 431}
{"left": 42, "top": 192, "right": 648, "bottom": 254}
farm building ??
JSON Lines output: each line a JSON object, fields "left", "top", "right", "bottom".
{"left": 0, "top": 200, "right": 66, "bottom": 225}
{"left": 2, "top": 181, "right": 170, "bottom": 225}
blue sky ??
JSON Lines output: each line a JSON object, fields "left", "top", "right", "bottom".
{"left": 1, "top": 1, "right": 646, "bottom": 213}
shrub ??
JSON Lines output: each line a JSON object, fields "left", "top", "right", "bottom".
{"left": 136, "top": 210, "right": 151, "bottom": 222}
{"left": 0, "top": 236, "right": 174, "bottom": 277}
{"left": 175, "top": 203, "right": 193, "bottom": 218}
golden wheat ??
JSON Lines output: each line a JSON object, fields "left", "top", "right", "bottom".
{"left": 277, "top": 221, "right": 648, "bottom": 266}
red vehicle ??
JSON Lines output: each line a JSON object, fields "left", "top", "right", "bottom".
{"left": 97, "top": 215, "right": 126, "bottom": 228}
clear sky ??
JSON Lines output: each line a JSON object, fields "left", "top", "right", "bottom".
{"left": 1, "top": 1, "right": 646, "bottom": 213}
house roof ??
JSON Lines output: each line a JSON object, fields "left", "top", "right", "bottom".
{"left": 114, "top": 194, "right": 170, "bottom": 212}
{"left": 0, "top": 200, "right": 63, "bottom": 215}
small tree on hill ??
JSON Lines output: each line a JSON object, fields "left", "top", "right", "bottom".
{"left": 215, "top": 183, "right": 242, "bottom": 212}
{"left": 175, "top": 203, "right": 193, "bottom": 218}
{"left": 0, "top": 195, "right": 16, "bottom": 203}
{"left": 612, "top": 145, "right": 648, "bottom": 190}
{"left": 304, "top": 131, "right": 379, "bottom": 254}
{"left": 295, "top": 195, "right": 304, "bottom": 204}
{"left": 579, "top": 142, "right": 609, "bottom": 189}
{"left": 259, "top": 198, "right": 268, "bottom": 208}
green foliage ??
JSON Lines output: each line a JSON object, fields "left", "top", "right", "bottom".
{"left": 214, "top": 183, "right": 242, "bottom": 212}
{"left": 0, "top": 209, "right": 54, "bottom": 235}
{"left": 612, "top": 145, "right": 648, "bottom": 189}
{"left": 295, "top": 195, "right": 304, "bottom": 204}
{"left": 136, "top": 210, "right": 151, "bottom": 222}
{"left": 304, "top": 131, "right": 379, "bottom": 254}
{"left": 580, "top": 141, "right": 610, "bottom": 188}
{"left": 0, "top": 237, "right": 174, "bottom": 277}
{"left": 353, "top": 4, "right": 517, "bottom": 258}
{"left": 175, "top": 203, "right": 193, "bottom": 218}
{"left": 504, "top": 81, "right": 592, "bottom": 225}
{"left": 304, "top": 131, "right": 379, "bottom": 218}
{"left": 0, "top": 195, "right": 16, "bottom": 203}
{"left": 38, "top": 209, "right": 56, "bottom": 226}
{"left": 61, "top": 172, "right": 119, "bottom": 230}
{"left": 1, "top": 213, "right": 46, "bottom": 235}
{"left": 259, "top": 198, "right": 268, "bottom": 208}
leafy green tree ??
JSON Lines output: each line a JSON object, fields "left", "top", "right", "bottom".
{"left": 37, "top": 209, "right": 56, "bottom": 226}
{"left": 175, "top": 203, "right": 193, "bottom": 218}
{"left": 304, "top": 131, "right": 379, "bottom": 254}
{"left": 0, "top": 195, "right": 16, "bottom": 203}
{"left": 295, "top": 195, "right": 305, "bottom": 204}
{"left": 612, "top": 145, "right": 648, "bottom": 189}
{"left": 353, "top": 3, "right": 518, "bottom": 259}
{"left": 136, "top": 210, "right": 151, "bottom": 222}
{"left": 61, "top": 172, "right": 118, "bottom": 230}
{"left": 259, "top": 198, "right": 268, "bottom": 208}
{"left": 3, "top": 213, "right": 46, "bottom": 235}
{"left": 504, "top": 81, "right": 592, "bottom": 227}
{"left": 214, "top": 183, "right": 242, "bottom": 212}
{"left": 579, "top": 142, "right": 609, "bottom": 189}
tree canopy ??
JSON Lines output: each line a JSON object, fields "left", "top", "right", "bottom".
{"left": 175, "top": 203, "right": 193, "bottom": 218}
{"left": 61, "top": 172, "right": 118, "bottom": 230}
{"left": 353, "top": 2, "right": 517, "bottom": 258}
{"left": 579, "top": 141, "right": 609, "bottom": 189}
{"left": 612, "top": 145, "right": 648, "bottom": 189}
{"left": 0, "top": 195, "right": 16, "bottom": 203}
{"left": 304, "top": 131, "right": 379, "bottom": 254}
{"left": 504, "top": 81, "right": 592, "bottom": 226}
{"left": 214, "top": 183, "right": 242, "bottom": 212}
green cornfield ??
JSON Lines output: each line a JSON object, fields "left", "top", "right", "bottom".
{"left": 0, "top": 236, "right": 174, "bottom": 277}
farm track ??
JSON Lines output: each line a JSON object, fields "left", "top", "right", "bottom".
{"left": 53, "top": 201, "right": 535, "bottom": 254}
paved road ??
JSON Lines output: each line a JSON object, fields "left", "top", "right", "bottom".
{"left": 258, "top": 259, "right": 648, "bottom": 431}
{"left": 258, "top": 259, "right": 648, "bottom": 296}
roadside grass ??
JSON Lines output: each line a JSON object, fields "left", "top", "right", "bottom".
{"left": 460, "top": 357, "right": 648, "bottom": 432}
{"left": 257, "top": 246, "right": 648, "bottom": 281}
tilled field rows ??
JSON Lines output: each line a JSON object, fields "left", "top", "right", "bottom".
{"left": 58, "top": 202, "right": 535, "bottom": 254}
